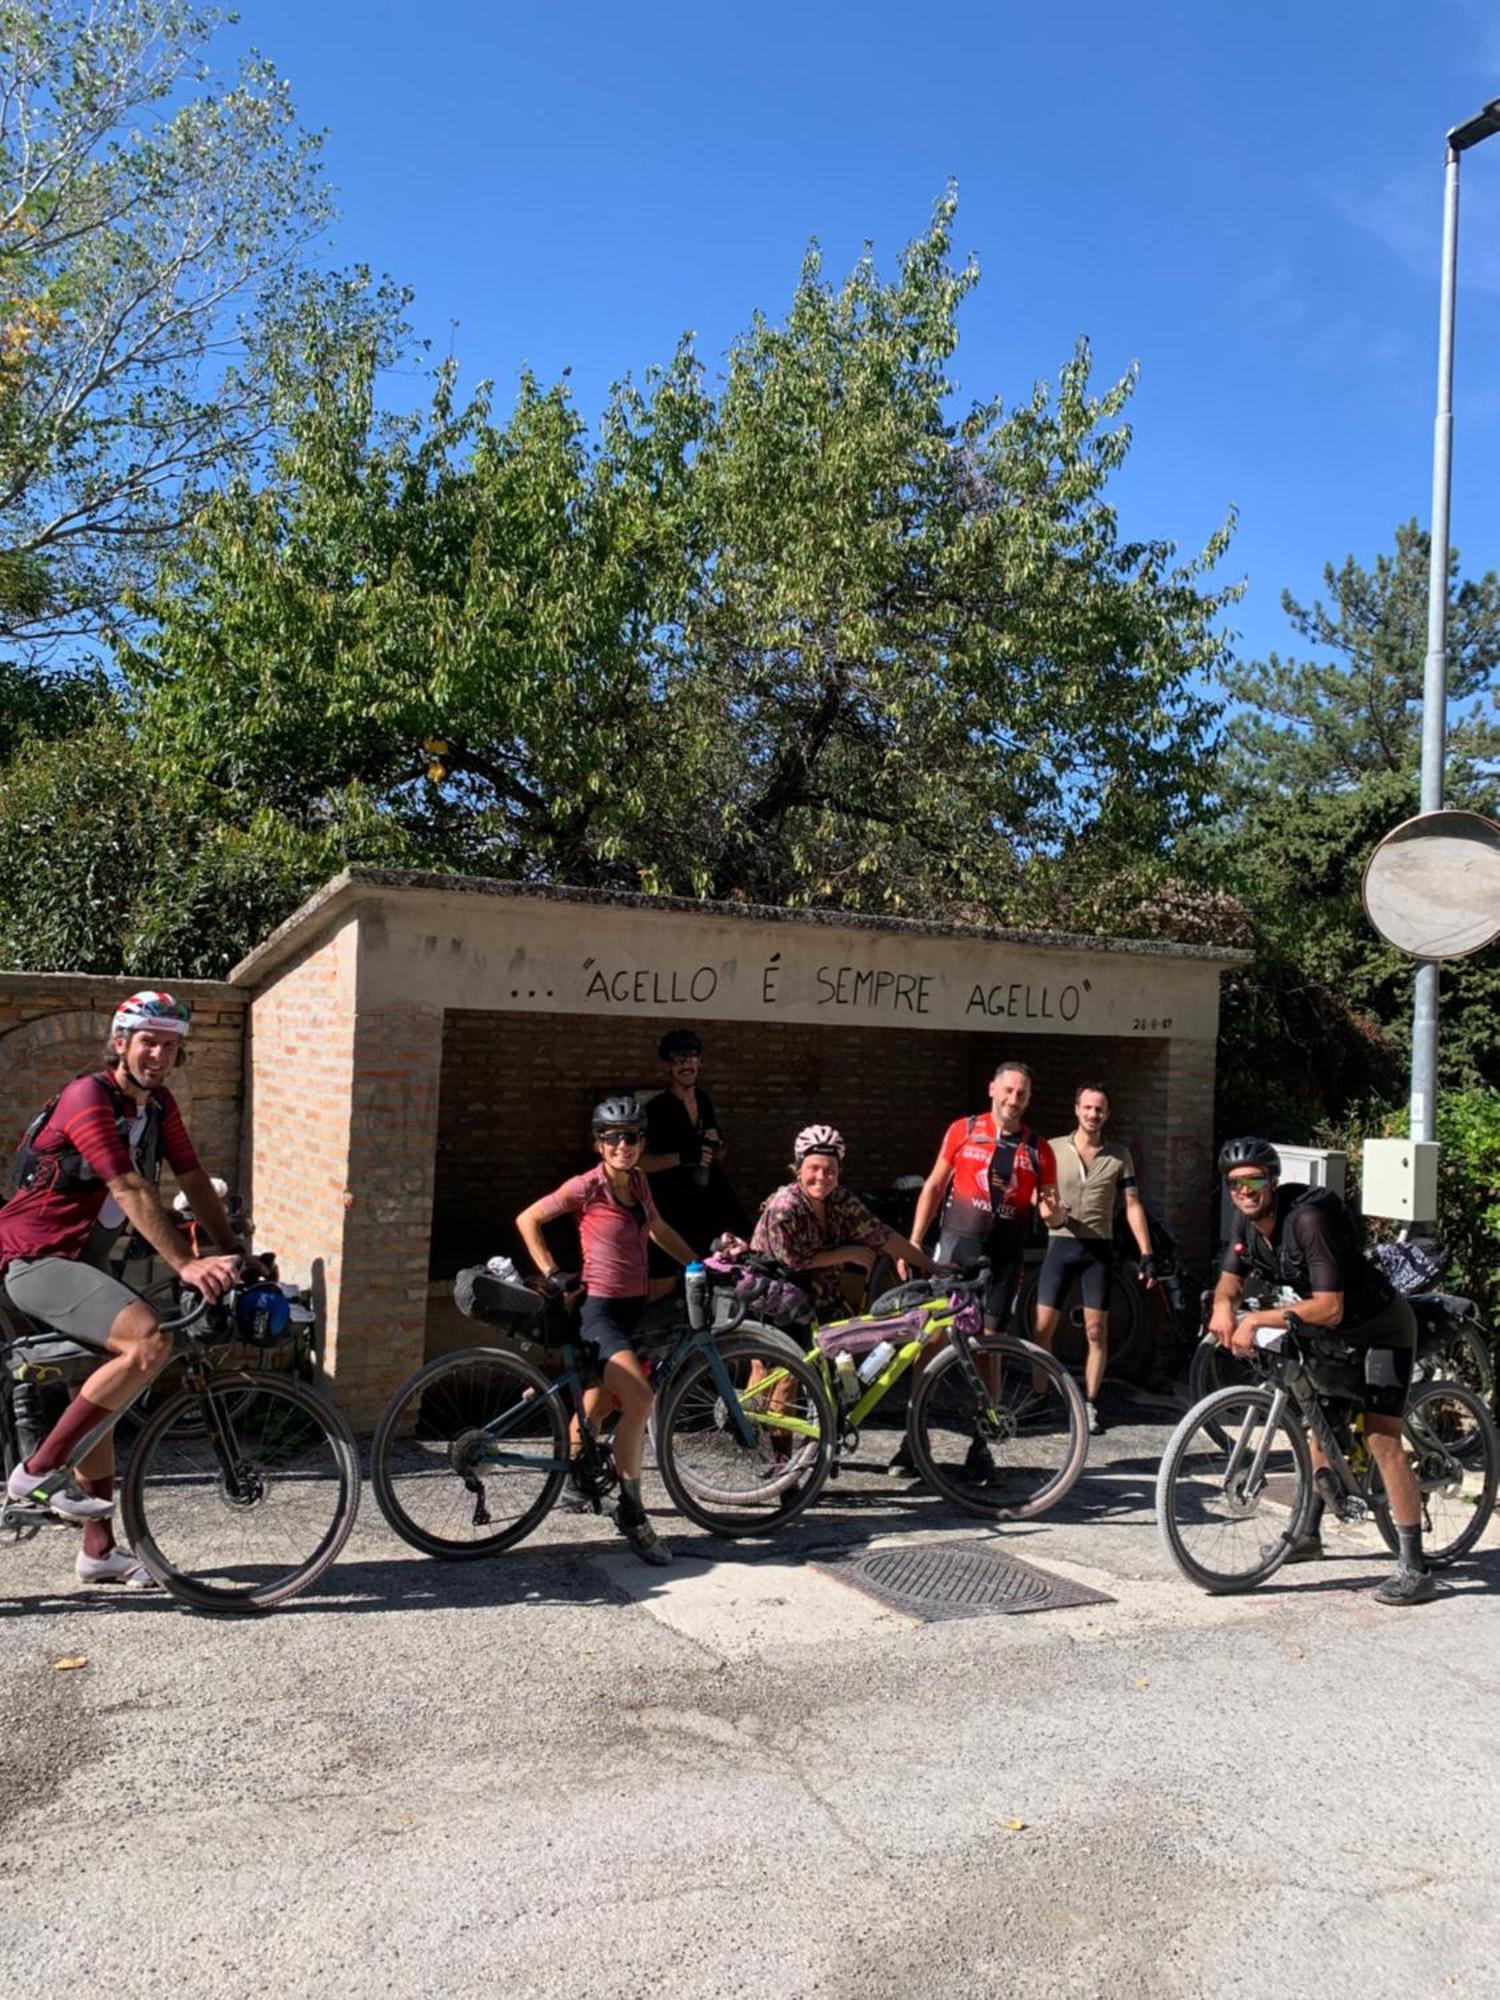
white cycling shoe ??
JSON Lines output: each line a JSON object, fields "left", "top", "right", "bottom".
{"left": 75, "top": 1546, "right": 159, "bottom": 1589}
{"left": 7, "top": 1462, "right": 113, "bottom": 1520}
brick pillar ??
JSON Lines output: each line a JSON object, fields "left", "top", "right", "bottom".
{"left": 328, "top": 1004, "right": 444, "bottom": 1429}
{"left": 1161, "top": 1035, "right": 1218, "bottom": 1263}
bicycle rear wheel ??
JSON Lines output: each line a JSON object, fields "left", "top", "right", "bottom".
{"left": 906, "top": 1335, "right": 1087, "bottom": 1520}
{"left": 1371, "top": 1381, "right": 1500, "bottom": 1565}
{"left": 371, "top": 1346, "right": 567, "bottom": 1559}
{"left": 654, "top": 1332, "right": 835, "bottom": 1537}
{"left": 1155, "top": 1384, "right": 1311, "bottom": 1592}
{"left": 122, "top": 1373, "right": 360, "bottom": 1613}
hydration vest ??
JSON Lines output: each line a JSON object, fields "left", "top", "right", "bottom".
{"left": 8, "top": 1071, "right": 164, "bottom": 1197}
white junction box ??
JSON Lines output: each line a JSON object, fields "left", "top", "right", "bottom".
{"left": 1361, "top": 1139, "right": 1441, "bottom": 1223}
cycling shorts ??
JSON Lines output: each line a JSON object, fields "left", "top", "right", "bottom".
{"left": 1036, "top": 1235, "right": 1115, "bottom": 1313}
{"left": 1328, "top": 1293, "right": 1417, "bottom": 1420}
{"left": 578, "top": 1293, "right": 650, "bottom": 1366}
{"left": 4, "top": 1256, "right": 144, "bottom": 1350}
{"left": 937, "top": 1229, "right": 1024, "bottom": 1331}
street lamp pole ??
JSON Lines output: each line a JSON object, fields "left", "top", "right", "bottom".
{"left": 1409, "top": 97, "right": 1500, "bottom": 1145}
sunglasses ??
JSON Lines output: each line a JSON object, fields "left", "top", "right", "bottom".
{"left": 599, "top": 1130, "right": 643, "bottom": 1148}
{"left": 1228, "top": 1175, "right": 1271, "bottom": 1195}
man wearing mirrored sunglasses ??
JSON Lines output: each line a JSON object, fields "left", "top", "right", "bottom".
{"left": 1208, "top": 1135, "right": 1432, "bottom": 1607}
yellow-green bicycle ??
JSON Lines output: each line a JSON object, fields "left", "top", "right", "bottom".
{"left": 657, "top": 1257, "right": 1089, "bottom": 1531}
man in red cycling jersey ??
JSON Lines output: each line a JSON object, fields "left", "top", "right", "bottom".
{"left": 904, "top": 1059, "right": 1061, "bottom": 1332}
{"left": 1, "top": 991, "right": 247, "bottom": 1586}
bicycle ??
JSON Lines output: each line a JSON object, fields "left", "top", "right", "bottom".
{"left": 1155, "top": 1316, "right": 1499, "bottom": 1593}
{"left": 370, "top": 1274, "right": 836, "bottom": 1556}
{"left": 690, "top": 1256, "right": 1090, "bottom": 1522}
{"left": 1, "top": 1279, "right": 360, "bottom": 1613}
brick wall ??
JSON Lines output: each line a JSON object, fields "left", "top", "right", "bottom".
{"left": 333, "top": 1004, "right": 444, "bottom": 1425}
{"left": 431, "top": 1011, "right": 1180, "bottom": 1280}
{"left": 243, "top": 923, "right": 358, "bottom": 1393}
{"left": 0, "top": 972, "right": 245, "bottom": 1204}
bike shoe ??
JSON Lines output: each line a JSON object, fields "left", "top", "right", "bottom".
{"left": 612, "top": 1505, "right": 674, "bottom": 1567}
{"left": 885, "top": 1440, "right": 921, "bottom": 1480}
{"left": 6, "top": 1463, "right": 113, "bottom": 1521}
{"left": 75, "top": 1547, "right": 159, "bottom": 1589}
{"left": 1373, "top": 1565, "right": 1438, "bottom": 1608}
{"left": 963, "top": 1438, "right": 1002, "bottom": 1486}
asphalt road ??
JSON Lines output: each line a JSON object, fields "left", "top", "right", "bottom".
{"left": 4, "top": 1396, "right": 1498, "bottom": 2000}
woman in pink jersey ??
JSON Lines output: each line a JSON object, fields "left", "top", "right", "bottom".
{"left": 516, "top": 1094, "right": 699, "bottom": 1565}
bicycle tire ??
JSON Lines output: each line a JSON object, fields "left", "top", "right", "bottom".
{"left": 371, "top": 1346, "right": 568, "bottom": 1560}
{"left": 654, "top": 1331, "right": 835, "bottom": 1537}
{"left": 1154, "top": 1384, "right": 1312, "bottom": 1593}
{"left": 1370, "top": 1381, "right": 1499, "bottom": 1566}
{"left": 906, "top": 1335, "right": 1087, "bottom": 1520}
{"left": 1016, "top": 1263, "right": 1143, "bottom": 1374}
{"left": 121, "top": 1373, "right": 360, "bottom": 1613}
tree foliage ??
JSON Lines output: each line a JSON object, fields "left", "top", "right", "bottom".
{"left": 1220, "top": 521, "right": 1500, "bottom": 800}
{"left": 0, "top": 0, "right": 399, "bottom": 654}
{"left": 1213, "top": 525, "right": 1500, "bottom": 1138}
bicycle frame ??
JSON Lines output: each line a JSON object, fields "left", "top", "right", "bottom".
{"left": 744, "top": 1286, "right": 997, "bottom": 1442}
{"left": 2, "top": 1298, "right": 276, "bottom": 1530}
{"left": 461, "top": 1310, "right": 825, "bottom": 1485}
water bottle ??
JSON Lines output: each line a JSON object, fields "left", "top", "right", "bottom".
{"left": 684, "top": 1260, "right": 708, "bottom": 1330}
{"left": 834, "top": 1352, "right": 860, "bottom": 1405}
{"left": 857, "top": 1339, "right": 897, "bottom": 1386}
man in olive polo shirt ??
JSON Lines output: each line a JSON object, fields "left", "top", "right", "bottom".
{"left": 1031, "top": 1081, "right": 1154, "bottom": 1435}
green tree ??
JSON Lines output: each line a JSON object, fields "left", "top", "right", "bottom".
{"left": 0, "top": 193, "right": 1242, "bottom": 972}
{"left": 1220, "top": 521, "right": 1500, "bottom": 799}
{"left": 0, "top": 0, "right": 399, "bottom": 656}
{"left": 673, "top": 198, "right": 1238, "bottom": 910}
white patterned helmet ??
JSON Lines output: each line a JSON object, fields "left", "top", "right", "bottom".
{"left": 793, "top": 1124, "right": 846, "bottom": 1163}
{"left": 112, "top": 990, "right": 191, "bottom": 1039}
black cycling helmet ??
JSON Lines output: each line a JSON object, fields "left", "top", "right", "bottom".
{"left": 592, "top": 1094, "right": 646, "bottom": 1134}
{"left": 1218, "top": 1136, "right": 1281, "bottom": 1177}
{"left": 658, "top": 1028, "right": 703, "bottom": 1060}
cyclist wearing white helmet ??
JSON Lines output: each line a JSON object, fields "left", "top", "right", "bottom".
{"left": 748, "top": 1125, "right": 932, "bottom": 1323}
{"left": 1, "top": 990, "right": 254, "bottom": 1587}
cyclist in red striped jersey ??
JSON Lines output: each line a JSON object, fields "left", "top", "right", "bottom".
{"left": 2, "top": 992, "right": 253, "bottom": 1585}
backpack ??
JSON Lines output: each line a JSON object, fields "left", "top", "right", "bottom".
{"left": 8, "top": 1071, "right": 163, "bottom": 1197}
{"left": 1265, "top": 1185, "right": 1395, "bottom": 1323}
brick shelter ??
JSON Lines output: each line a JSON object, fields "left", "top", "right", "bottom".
{"left": 229, "top": 870, "right": 1247, "bottom": 1427}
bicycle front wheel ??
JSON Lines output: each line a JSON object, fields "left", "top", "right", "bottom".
{"left": 1371, "top": 1381, "right": 1500, "bottom": 1565}
{"left": 371, "top": 1346, "right": 567, "bottom": 1560}
{"left": 1155, "top": 1385, "right": 1312, "bottom": 1592}
{"left": 907, "top": 1336, "right": 1087, "bottom": 1520}
{"left": 122, "top": 1374, "right": 360, "bottom": 1613}
{"left": 654, "top": 1332, "right": 835, "bottom": 1537}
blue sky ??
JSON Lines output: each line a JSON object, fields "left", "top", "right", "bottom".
{"left": 228, "top": 0, "right": 1500, "bottom": 676}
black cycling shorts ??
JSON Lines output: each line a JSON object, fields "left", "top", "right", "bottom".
{"left": 578, "top": 1294, "right": 649, "bottom": 1365}
{"left": 1335, "top": 1293, "right": 1418, "bottom": 1420}
{"left": 937, "top": 1229, "right": 1024, "bottom": 1331}
{"left": 1036, "top": 1235, "right": 1115, "bottom": 1313}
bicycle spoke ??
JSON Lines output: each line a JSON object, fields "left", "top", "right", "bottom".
{"left": 372, "top": 1350, "right": 566, "bottom": 1558}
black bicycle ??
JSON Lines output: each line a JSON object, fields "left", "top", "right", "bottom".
{"left": 1, "top": 1279, "right": 360, "bottom": 1613}
{"left": 1157, "top": 1316, "right": 1499, "bottom": 1592}
{"left": 370, "top": 1272, "right": 836, "bottom": 1557}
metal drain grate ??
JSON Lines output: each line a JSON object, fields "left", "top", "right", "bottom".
{"left": 815, "top": 1539, "right": 1112, "bottom": 1621}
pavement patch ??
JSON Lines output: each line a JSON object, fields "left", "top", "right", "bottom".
{"left": 814, "top": 1538, "right": 1114, "bottom": 1621}
{"left": 588, "top": 1547, "right": 915, "bottom": 1657}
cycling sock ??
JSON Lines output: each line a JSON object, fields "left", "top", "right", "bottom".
{"left": 1396, "top": 1524, "right": 1426, "bottom": 1571}
{"left": 23, "top": 1392, "right": 111, "bottom": 1478}
{"left": 80, "top": 1475, "right": 116, "bottom": 1559}
{"left": 1305, "top": 1495, "right": 1326, "bottom": 1534}
{"left": 617, "top": 1474, "right": 645, "bottom": 1527}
